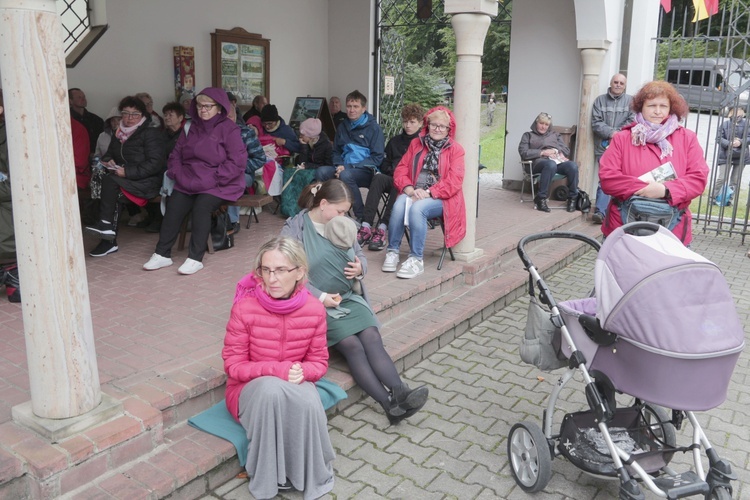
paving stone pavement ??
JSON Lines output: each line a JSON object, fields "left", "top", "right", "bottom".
{"left": 201, "top": 231, "right": 750, "bottom": 500}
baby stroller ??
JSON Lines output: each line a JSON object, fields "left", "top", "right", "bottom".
{"left": 509, "top": 222, "right": 744, "bottom": 499}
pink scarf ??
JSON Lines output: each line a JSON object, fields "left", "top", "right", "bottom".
{"left": 631, "top": 114, "right": 679, "bottom": 159}
{"left": 115, "top": 117, "right": 146, "bottom": 143}
{"left": 233, "top": 272, "right": 308, "bottom": 314}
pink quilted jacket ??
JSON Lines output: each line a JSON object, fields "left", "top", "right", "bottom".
{"left": 222, "top": 283, "right": 328, "bottom": 421}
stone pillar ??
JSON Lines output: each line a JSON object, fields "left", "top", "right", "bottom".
{"left": 575, "top": 44, "right": 609, "bottom": 195}
{"left": 0, "top": 0, "right": 103, "bottom": 423}
{"left": 445, "top": 0, "right": 496, "bottom": 261}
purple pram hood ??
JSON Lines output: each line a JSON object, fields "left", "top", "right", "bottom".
{"left": 594, "top": 224, "right": 745, "bottom": 358}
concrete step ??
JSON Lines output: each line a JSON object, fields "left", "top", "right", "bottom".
{"left": 1, "top": 212, "right": 601, "bottom": 499}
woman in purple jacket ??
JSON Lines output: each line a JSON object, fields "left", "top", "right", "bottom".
{"left": 143, "top": 88, "right": 248, "bottom": 275}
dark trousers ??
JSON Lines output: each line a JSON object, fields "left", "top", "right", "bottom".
{"left": 155, "top": 190, "right": 224, "bottom": 262}
{"left": 98, "top": 175, "right": 122, "bottom": 226}
{"left": 362, "top": 173, "right": 397, "bottom": 227}
{"left": 314, "top": 165, "right": 374, "bottom": 220}
{"left": 532, "top": 159, "right": 579, "bottom": 200}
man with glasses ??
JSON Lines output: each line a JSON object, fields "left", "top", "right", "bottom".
{"left": 314, "top": 90, "right": 385, "bottom": 222}
{"left": 591, "top": 73, "right": 635, "bottom": 224}
{"left": 69, "top": 88, "right": 104, "bottom": 155}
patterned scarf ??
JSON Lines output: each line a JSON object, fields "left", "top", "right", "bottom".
{"left": 631, "top": 113, "right": 679, "bottom": 159}
{"left": 422, "top": 135, "right": 448, "bottom": 179}
{"left": 115, "top": 117, "right": 146, "bottom": 143}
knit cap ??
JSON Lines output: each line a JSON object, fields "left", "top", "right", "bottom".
{"left": 260, "top": 104, "right": 280, "bottom": 122}
{"left": 324, "top": 216, "right": 357, "bottom": 250}
{"left": 300, "top": 118, "right": 322, "bottom": 138}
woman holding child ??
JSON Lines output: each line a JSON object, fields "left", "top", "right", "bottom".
{"left": 281, "top": 179, "right": 429, "bottom": 424}
{"left": 223, "top": 237, "right": 335, "bottom": 499}
{"left": 599, "top": 81, "right": 708, "bottom": 245}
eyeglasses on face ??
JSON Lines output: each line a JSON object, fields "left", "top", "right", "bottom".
{"left": 257, "top": 266, "right": 299, "bottom": 278}
{"left": 121, "top": 112, "right": 142, "bottom": 118}
{"left": 428, "top": 123, "right": 449, "bottom": 131}
{"left": 196, "top": 103, "right": 218, "bottom": 111}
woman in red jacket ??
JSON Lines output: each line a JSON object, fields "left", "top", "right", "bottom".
{"left": 382, "top": 106, "right": 466, "bottom": 279}
{"left": 600, "top": 81, "right": 708, "bottom": 245}
{"left": 222, "top": 237, "right": 334, "bottom": 499}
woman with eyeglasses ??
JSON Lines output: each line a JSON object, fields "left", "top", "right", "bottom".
{"left": 382, "top": 106, "right": 466, "bottom": 279}
{"left": 85, "top": 96, "right": 166, "bottom": 257}
{"left": 518, "top": 111, "right": 580, "bottom": 213}
{"left": 281, "top": 179, "right": 429, "bottom": 425}
{"left": 142, "top": 88, "right": 247, "bottom": 275}
{"left": 223, "top": 237, "right": 335, "bottom": 499}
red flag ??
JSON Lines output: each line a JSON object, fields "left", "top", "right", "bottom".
{"left": 661, "top": 0, "right": 672, "bottom": 12}
{"left": 705, "top": 0, "right": 719, "bottom": 15}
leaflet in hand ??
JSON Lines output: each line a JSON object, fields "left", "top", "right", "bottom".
{"left": 404, "top": 196, "right": 412, "bottom": 227}
{"left": 638, "top": 161, "right": 677, "bottom": 183}
{"left": 263, "top": 144, "right": 278, "bottom": 161}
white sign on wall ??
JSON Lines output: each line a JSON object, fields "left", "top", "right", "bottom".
{"left": 384, "top": 75, "right": 395, "bottom": 96}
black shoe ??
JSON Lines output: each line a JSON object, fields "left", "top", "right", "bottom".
{"left": 89, "top": 239, "right": 119, "bottom": 257}
{"left": 566, "top": 198, "right": 576, "bottom": 212}
{"left": 85, "top": 221, "right": 117, "bottom": 241}
{"left": 228, "top": 221, "right": 241, "bottom": 234}
{"left": 383, "top": 383, "right": 429, "bottom": 425}
{"left": 534, "top": 197, "right": 550, "bottom": 212}
{"left": 2, "top": 264, "right": 21, "bottom": 303}
{"left": 591, "top": 211, "right": 604, "bottom": 224}
{"left": 277, "top": 479, "right": 293, "bottom": 491}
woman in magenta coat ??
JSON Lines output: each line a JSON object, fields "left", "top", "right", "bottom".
{"left": 599, "top": 81, "right": 708, "bottom": 245}
{"left": 383, "top": 106, "right": 466, "bottom": 279}
{"left": 222, "top": 237, "right": 334, "bottom": 499}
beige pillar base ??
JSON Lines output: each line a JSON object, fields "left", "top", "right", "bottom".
{"left": 12, "top": 394, "right": 122, "bottom": 441}
{"left": 454, "top": 247, "right": 484, "bottom": 263}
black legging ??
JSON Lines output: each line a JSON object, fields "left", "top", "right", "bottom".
{"left": 333, "top": 326, "right": 402, "bottom": 405}
{"left": 155, "top": 190, "right": 224, "bottom": 261}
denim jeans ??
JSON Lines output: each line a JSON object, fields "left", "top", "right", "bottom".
{"left": 533, "top": 159, "right": 579, "bottom": 200}
{"left": 227, "top": 173, "right": 254, "bottom": 223}
{"left": 593, "top": 159, "right": 610, "bottom": 215}
{"left": 387, "top": 194, "right": 443, "bottom": 259}
{"left": 314, "top": 165, "right": 374, "bottom": 220}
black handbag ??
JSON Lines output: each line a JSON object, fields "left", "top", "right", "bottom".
{"left": 210, "top": 209, "right": 234, "bottom": 251}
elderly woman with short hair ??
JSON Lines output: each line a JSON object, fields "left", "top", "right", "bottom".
{"left": 518, "top": 112, "right": 580, "bottom": 213}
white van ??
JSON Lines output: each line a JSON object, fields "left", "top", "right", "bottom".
{"left": 665, "top": 58, "right": 750, "bottom": 111}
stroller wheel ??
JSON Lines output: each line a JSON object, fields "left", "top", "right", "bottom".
{"left": 508, "top": 422, "right": 552, "bottom": 492}
{"left": 640, "top": 404, "right": 677, "bottom": 456}
{"left": 707, "top": 486, "right": 732, "bottom": 499}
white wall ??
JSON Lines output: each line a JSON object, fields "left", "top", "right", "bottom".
{"left": 504, "top": 0, "right": 582, "bottom": 181}
{"left": 64, "top": 0, "right": 373, "bottom": 122}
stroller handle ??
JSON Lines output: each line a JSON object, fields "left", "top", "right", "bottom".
{"left": 517, "top": 231, "right": 602, "bottom": 270}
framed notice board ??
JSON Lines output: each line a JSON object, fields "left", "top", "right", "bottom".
{"left": 211, "top": 27, "right": 270, "bottom": 105}
{"left": 289, "top": 97, "right": 337, "bottom": 140}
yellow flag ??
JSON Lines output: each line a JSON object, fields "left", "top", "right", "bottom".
{"left": 692, "top": 0, "right": 709, "bottom": 21}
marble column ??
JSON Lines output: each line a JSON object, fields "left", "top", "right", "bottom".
{"left": 445, "top": 0, "right": 496, "bottom": 261}
{"left": 575, "top": 44, "right": 609, "bottom": 196}
{"left": 0, "top": 0, "right": 102, "bottom": 420}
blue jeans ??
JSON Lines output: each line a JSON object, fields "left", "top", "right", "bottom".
{"left": 595, "top": 183, "right": 610, "bottom": 216}
{"left": 387, "top": 194, "right": 443, "bottom": 259}
{"left": 314, "top": 165, "right": 374, "bottom": 220}
{"left": 227, "top": 173, "right": 255, "bottom": 223}
{"left": 533, "top": 159, "right": 579, "bottom": 200}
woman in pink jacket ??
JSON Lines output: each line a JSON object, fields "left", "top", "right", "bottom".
{"left": 600, "top": 81, "right": 708, "bottom": 245}
{"left": 222, "top": 237, "right": 334, "bottom": 499}
{"left": 383, "top": 106, "right": 466, "bottom": 279}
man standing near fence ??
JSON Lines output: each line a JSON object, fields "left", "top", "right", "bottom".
{"left": 591, "top": 73, "right": 635, "bottom": 224}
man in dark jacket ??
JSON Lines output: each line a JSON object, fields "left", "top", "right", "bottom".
{"left": 591, "top": 74, "right": 635, "bottom": 223}
{"left": 69, "top": 88, "right": 104, "bottom": 155}
{"left": 357, "top": 103, "right": 424, "bottom": 250}
{"left": 314, "top": 90, "right": 385, "bottom": 221}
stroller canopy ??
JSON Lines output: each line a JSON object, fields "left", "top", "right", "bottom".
{"left": 595, "top": 224, "right": 745, "bottom": 358}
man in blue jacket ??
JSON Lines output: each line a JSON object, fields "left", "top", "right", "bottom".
{"left": 315, "top": 90, "right": 384, "bottom": 221}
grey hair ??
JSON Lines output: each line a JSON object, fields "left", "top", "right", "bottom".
{"left": 254, "top": 237, "right": 308, "bottom": 279}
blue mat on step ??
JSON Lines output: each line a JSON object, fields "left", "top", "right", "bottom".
{"left": 187, "top": 378, "right": 347, "bottom": 467}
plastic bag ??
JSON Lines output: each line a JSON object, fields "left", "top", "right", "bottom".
{"left": 520, "top": 296, "right": 567, "bottom": 371}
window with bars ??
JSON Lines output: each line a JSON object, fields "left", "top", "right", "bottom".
{"left": 58, "top": 0, "right": 107, "bottom": 68}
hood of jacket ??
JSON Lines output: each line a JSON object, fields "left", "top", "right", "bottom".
{"left": 420, "top": 106, "right": 458, "bottom": 142}
{"left": 188, "top": 87, "right": 231, "bottom": 122}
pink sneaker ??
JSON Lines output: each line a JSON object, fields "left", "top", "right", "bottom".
{"left": 368, "top": 228, "right": 387, "bottom": 251}
{"left": 357, "top": 225, "right": 372, "bottom": 246}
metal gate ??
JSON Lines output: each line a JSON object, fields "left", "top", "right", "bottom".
{"left": 655, "top": 0, "right": 750, "bottom": 240}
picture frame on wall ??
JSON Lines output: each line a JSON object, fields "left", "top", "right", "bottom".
{"left": 210, "top": 27, "right": 270, "bottom": 105}
{"left": 289, "top": 97, "right": 337, "bottom": 141}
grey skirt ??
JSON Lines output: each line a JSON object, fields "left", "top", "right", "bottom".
{"left": 238, "top": 377, "right": 335, "bottom": 500}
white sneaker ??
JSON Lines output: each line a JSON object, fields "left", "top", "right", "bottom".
{"left": 382, "top": 251, "right": 399, "bottom": 272}
{"left": 142, "top": 253, "right": 173, "bottom": 271}
{"left": 178, "top": 258, "right": 204, "bottom": 275}
{"left": 396, "top": 257, "right": 424, "bottom": 279}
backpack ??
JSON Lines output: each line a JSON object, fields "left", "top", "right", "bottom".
{"left": 714, "top": 186, "right": 734, "bottom": 206}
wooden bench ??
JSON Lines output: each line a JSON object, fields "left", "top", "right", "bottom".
{"left": 226, "top": 194, "right": 274, "bottom": 229}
